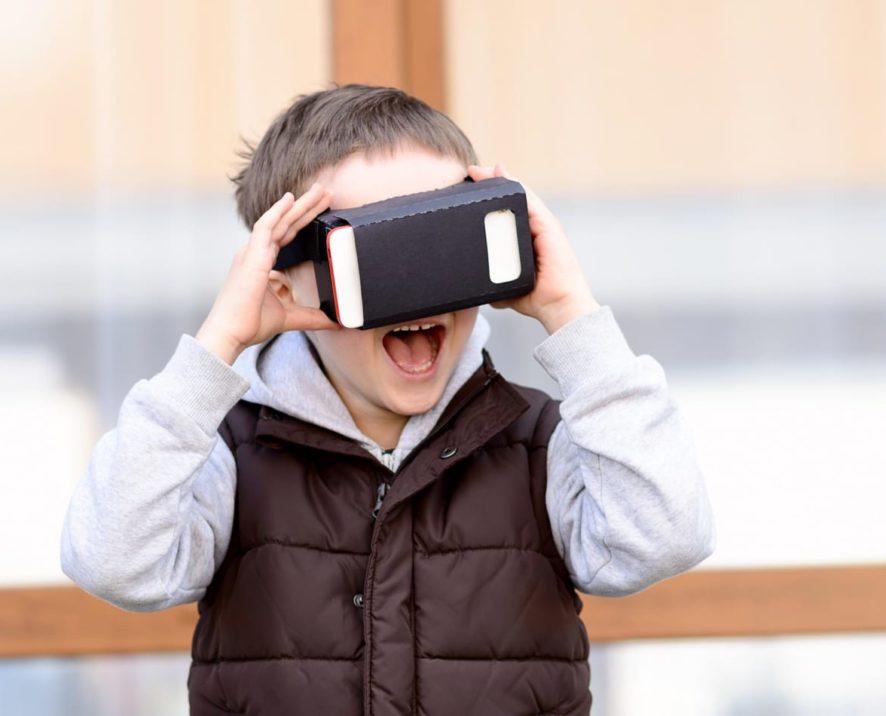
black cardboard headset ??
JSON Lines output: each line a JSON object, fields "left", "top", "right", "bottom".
{"left": 272, "top": 176, "right": 536, "bottom": 329}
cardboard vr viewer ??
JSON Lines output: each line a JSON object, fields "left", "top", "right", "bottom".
{"left": 272, "top": 176, "right": 536, "bottom": 329}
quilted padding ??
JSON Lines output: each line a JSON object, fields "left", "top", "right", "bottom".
{"left": 187, "top": 357, "right": 591, "bottom": 715}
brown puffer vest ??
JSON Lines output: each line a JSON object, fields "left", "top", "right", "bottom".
{"left": 187, "top": 353, "right": 591, "bottom": 715}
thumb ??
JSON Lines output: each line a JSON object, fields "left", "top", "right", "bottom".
{"left": 283, "top": 305, "right": 341, "bottom": 332}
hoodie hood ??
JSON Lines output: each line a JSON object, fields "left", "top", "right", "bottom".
{"left": 230, "top": 313, "right": 492, "bottom": 471}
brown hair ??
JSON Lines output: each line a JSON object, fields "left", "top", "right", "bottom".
{"left": 230, "top": 84, "right": 478, "bottom": 229}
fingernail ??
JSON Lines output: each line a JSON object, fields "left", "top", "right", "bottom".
{"left": 283, "top": 191, "right": 293, "bottom": 200}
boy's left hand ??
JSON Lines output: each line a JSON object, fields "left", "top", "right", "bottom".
{"left": 467, "top": 163, "right": 599, "bottom": 334}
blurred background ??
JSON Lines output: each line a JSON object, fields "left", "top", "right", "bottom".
{"left": 1, "top": 0, "right": 885, "bottom": 714}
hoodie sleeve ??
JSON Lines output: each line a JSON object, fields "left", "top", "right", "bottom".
{"left": 60, "top": 334, "right": 250, "bottom": 612}
{"left": 535, "top": 307, "right": 716, "bottom": 597}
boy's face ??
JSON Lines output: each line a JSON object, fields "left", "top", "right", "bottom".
{"left": 286, "top": 144, "right": 479, "bottom": 435}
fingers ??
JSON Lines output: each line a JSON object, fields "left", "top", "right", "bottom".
{"left": 467, "top": 164, "right": 496, "bottom": 181}
{"left": 274, "top": 183, "right": 334, "bottom": 243}
{"left": 283, "top": 306, "right": 342, "bottom": 333}
{"left": 280, "top": 193, "right": 333, "bottom": 244}
{"left": 467, "top": 163, "right": 509, "bottom": 180}
{"left": 253, "top": 191, "right": 296, "bottom": 234}
{"left": 242, "top": 184, "right": 333, "bottom": 274}
{"left": 468, "top": 163, "right": 556, "bottom": 226}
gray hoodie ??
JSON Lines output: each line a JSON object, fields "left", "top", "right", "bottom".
{"left": 60, "top": 307, "right": 715, "bottom": 612}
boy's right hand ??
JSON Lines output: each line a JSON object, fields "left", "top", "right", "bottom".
{"left": 196, "top": 183, "right": 340, "bottom": 364}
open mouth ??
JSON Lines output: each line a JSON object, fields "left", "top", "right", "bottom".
{"left": 381, "top": 322, "right": 446, "bottom": 376}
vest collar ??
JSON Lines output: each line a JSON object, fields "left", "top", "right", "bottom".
{"left": 235, "top": 314, "right": 493, "bottom": 470}
{"left": 254, "top": 349, "right": 530, "bottom": 498}
{"left": 373, "top": 351, "right": 530, "bottom": 520}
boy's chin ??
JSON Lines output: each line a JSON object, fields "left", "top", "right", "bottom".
{"left": 383, "top": 385, "right": 445, "bottom": 417}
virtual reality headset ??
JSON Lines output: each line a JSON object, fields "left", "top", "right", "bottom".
{"left": 272, "top": 176, "right": 536, "bottom": 329}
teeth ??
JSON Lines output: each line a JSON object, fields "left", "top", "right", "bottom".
{"left": 391, "top": 323, "right": 438, "bottom": 333}
{"left": 402, "top": 358, "right": 435, "bottom": 374}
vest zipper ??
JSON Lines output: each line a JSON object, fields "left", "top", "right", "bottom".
{"left": 369, "top": 367, "right": 497, "bottom": 523}
{"left": 371, "top": 478, "right": 390, "bottom": 521}
{"left": 363, "top": 367, "right": 499, "bottom": 615}
{"left": 378, "top": 448, "right": 396, "bottom": 471}
{"left": 372, "top": 449, "right": 395, "bottom": 521}
{"left": 391, "top": 370, "right": 498, "bottom": 478}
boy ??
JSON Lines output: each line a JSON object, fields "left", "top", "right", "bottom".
{"left": 61, "top": 85, "right": 714, "bottom": 715}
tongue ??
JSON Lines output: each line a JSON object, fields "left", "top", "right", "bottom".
{"left": 383, "top": 330, "right": 434, "bottom": 371}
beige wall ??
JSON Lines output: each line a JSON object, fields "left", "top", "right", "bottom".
{"left": 0, "top": 0, "right": 331, "bottom": 196}
{"left": 4, "top": 1, "right": 885, "bottom": 197}
{"left": 446, "top": 0, "right": 886, "bottom": 194}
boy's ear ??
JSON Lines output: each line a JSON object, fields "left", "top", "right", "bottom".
{"left": 275, "top": 262, "right": 321, "bottom": 309}
{"left": 268, "top": 269, "right": 297, "bottom": 306}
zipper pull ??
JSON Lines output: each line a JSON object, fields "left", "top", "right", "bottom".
{"left": 371, "top": 479, "right": 390, "bottom": 521}
{"left": 379, "top": 448, "right": 396, "bottom": 471}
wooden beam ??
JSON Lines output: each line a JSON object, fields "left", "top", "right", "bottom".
{"left": 581, "top": 564, "right": 886, "bottom": 642}
{"left": 332, "top": 0, "right": 405, "bottom": 89}
{"left": 331, "top": 0, "right": 446, "bottom": 110}
{"left": 2, "top": 566, "right": 886, "bottom": 658}
{"left": 0, "top": 586, "right": 197, "bottom": 658}
{"left": 402, "top": 0, "right": 446, "bottom": 110}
